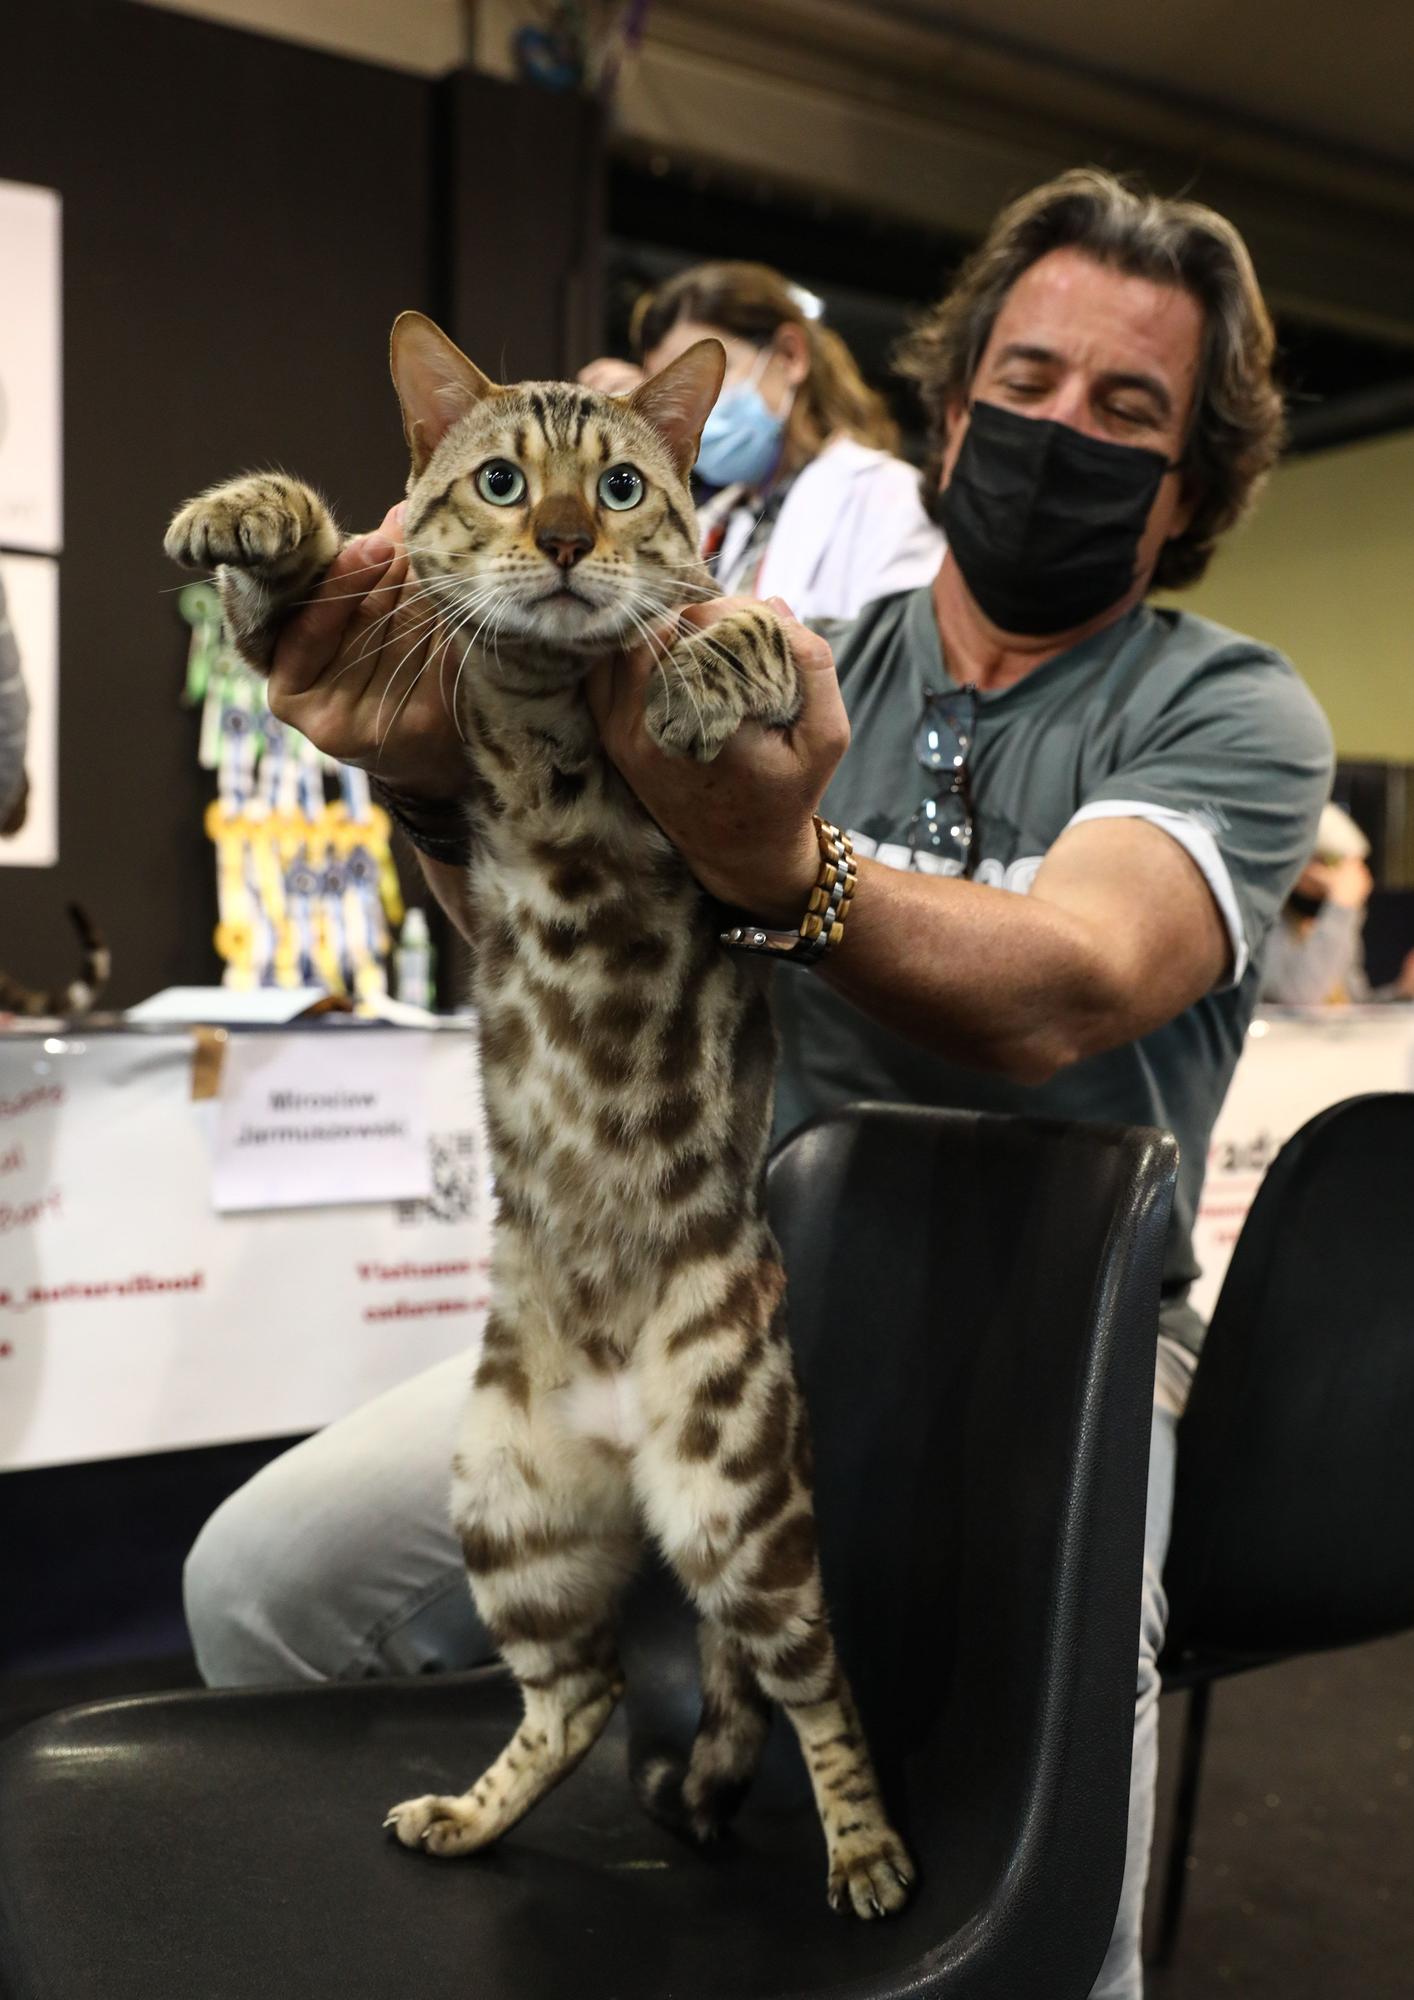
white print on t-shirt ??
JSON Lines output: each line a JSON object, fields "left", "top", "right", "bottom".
{"left": 848, "top": 831, "right": 1043, "bottom": 896}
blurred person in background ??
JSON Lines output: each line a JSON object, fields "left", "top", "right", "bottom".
{"left": 185, "top": 171, "right": 1333, "bottom": 2000}
{"left": 1261, "top": 801, "right": 1414, "bottom": 1002}
{"left": 580, "top": 260, "right": 943, "bottom": 620}
{"left": 0, "top": 573, "right": 30, "bottom": 836}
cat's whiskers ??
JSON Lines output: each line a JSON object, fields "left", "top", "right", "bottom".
{"left": 331, "top": 592, "right": 453, "bottom": 686}
{"left": 371, "top": 580, "right": 503, "bottom": 743}
{"left": 394, "top": 582, "right": 511, "bottom": 749}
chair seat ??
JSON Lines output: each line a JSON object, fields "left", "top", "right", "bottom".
{"left": 0, "top": 1674, "right": 948, "bottom": 2000}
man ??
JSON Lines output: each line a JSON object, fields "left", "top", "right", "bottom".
{"left": 185, "top": 171, "right": 1332, "bottom": 1997}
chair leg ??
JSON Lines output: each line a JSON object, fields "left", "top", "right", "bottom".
{"left": 1151, "top": 1679, "right": 1212, "bottom": 1967}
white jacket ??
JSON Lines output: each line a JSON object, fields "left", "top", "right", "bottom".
{"left": 716, "top": 435, "right": 944, "bottom": 623}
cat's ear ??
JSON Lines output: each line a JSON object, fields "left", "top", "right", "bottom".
{"left": 627, "top": 339, "right": 726, "bottom": 478}
{"left": 389, "top": 311, "right": 498, "bottom": 477}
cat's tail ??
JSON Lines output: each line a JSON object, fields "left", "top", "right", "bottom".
{"left": 0, "top": 902, "right": 110, "bottom": 1020}
{"left": 633, "top": 1622, "right": 772, "bottom": 1844}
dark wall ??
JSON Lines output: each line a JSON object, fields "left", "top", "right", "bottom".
{"left": 447, "top": 69, "right": 603, "bottom": 384}
{"left": 0, "top": 0, "right": 434, "bottom": 1006}
{"left": 0, "top": 4, "right": 606, "bottom": 1010}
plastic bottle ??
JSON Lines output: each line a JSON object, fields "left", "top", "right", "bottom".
{"left": 395, "top": 907, "right": 435, "bottom": 1010}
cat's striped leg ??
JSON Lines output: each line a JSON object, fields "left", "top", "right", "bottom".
{"left": 384, "top": 1315, "right": 641, "bottom": 1858}
{"left": 634, "top": 1615, "right": 773, "bottom": 1843}
{"left": 634, "top": 1259, "right": 915, "bottom": 1918}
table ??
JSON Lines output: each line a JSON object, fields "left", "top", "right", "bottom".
{"left": 1190, "top": 1006, "right": 1414, "bottom": 1323}
{"left": 0, "top": 1023, "right": 491, "bottom": 1471}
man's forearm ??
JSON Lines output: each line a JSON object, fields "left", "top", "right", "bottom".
{"left": 816, "top": 857, "right": 1125, "bottom": 1083}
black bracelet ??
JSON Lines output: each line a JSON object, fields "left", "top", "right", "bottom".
{"left": 369, "top": 778, "right": 473, "bottom": 868}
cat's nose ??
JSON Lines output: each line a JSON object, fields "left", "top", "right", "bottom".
{"left": 537, "top": 528, "right": 592, "bottom": 569}
{"left": 532, "top": 496, "right": 595, "bottom": 569}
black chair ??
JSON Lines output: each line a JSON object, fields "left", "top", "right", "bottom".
{"left": 1153, "top": 1092, "right": 1414, "bottom": 1964}
{"left": 0, "top": 1104, "right": 1175, "bottom": 2000}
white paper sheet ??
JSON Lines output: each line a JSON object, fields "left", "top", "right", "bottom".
{"left": 213, "top": 1030, "right": 435, "bottom": 1212}
{"left": 0, "top": 181, "right": 62, "bottom": 556}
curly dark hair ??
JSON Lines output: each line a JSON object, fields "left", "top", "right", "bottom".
{"left": 894, "top": 168, "right": 1285, "bottom": 591}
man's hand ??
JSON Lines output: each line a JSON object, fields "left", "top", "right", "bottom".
{"left": 577, "top": 357, "right": 644, "bottom": 397}
{"left": 267, "top": 503, "right": 469, "bottom": 802}
{"left": 586, "top": 597, "right": 850, "bottom": 923}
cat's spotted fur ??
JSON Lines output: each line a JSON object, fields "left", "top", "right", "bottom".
{"left": 165, "top": 313, "right": 913, "bottom": 1919}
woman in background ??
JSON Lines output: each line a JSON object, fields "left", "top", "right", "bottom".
{"left": 580, "top": 260, "right": 943, "bottom": 622}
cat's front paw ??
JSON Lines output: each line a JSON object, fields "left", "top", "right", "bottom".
{"left": 645, "top": 649, "right": 747, "bottom": 764}
{"left": 164, "top": 473, "right": 336, "bottom": 576}
{"left": 644, "top": 609, "right": 798, "bottom": 763}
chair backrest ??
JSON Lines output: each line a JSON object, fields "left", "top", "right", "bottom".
{"left": 1165, "top": 1092, "right": 1414, "bottom": 1664}
{"left": 627, "top": 1102, "right": 1175, "bottom": 1998}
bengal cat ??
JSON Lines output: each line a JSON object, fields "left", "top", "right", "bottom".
{"left": 165, "top": 313, "right": 914, "bottom": 1920}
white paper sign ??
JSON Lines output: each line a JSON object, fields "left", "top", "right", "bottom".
{"left": 0, "top": 551, "right": 58, "bottom": 867}
{"left": 0, "top": 181, "right": 62, "bottom": 556}
{"left": 0, "top": 1026, "right": 491, "bottom": 1469}
{"left": 213, "top": 1030, "right": 434, "bottom": 1212}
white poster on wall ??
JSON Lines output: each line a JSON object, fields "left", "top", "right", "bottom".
{"left": 0, "top": 181, "right": 62, "bottom": 557}
{"left": 0, "top": 551, "right": 58, "bottom": 867}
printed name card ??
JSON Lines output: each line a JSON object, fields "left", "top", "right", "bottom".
{"left": 212, "top": 1031, "right": 433, "bottom": 1212}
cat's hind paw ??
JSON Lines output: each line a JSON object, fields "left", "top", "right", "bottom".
{"left": 827, "top": 1829, "right": 916, "bottom": 1920}
{"left": 384, "top": 1792, "right": 491, "bottom": 1859}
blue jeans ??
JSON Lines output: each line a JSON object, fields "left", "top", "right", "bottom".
{"left": 185, "top": 1340, "right": 1190, "bottom": 1997}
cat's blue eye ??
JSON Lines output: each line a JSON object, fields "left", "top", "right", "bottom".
{"left": 598, "top": 464, "right": 644, "bottom": 511}
{"left": 476, "top": 460, "right": 526, "bottom": 506}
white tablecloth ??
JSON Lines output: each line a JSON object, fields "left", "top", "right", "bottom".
{"left": 0, "top": 1025, "right": 492, "bottom": 1470}
{"left": 1190, "top": 1007, "right": 1414, "bottom": 1324}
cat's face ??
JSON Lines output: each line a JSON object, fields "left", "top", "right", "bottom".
{"left": 390, "top": 313, "right": 724, "bottom": 664}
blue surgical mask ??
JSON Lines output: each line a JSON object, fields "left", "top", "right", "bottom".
{"left": 694, "top": 347, "right": 791, "bottom": 490}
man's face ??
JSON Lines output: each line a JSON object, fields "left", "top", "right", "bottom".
{"left": 941, "top": 246, "right": 1203, "bottom": 592}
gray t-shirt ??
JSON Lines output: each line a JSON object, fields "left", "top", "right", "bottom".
{"left": 773, "top": 585, "right": 1334, "bottom": 1351}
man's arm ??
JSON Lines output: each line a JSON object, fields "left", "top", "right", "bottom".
{"left": 260, "top": 506, "right": 480, "bottom": 944}
{"left": 588, "top": 600, "right": 1229, "bottom": 1086}
{"left": 818, "top": 820, "right": 1227, "bottom": 1082}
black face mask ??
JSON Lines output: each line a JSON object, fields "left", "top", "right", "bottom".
{"left": 939, "top": 399, "right": 1180, "bottom": 636}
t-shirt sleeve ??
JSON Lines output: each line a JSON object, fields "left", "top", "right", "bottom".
{"left": 1066, "top": 643, "right": 1335, "bottom": 987}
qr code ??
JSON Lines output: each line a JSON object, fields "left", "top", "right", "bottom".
{"left": 396, "top": 1129, "right": 481, "bottom": 1225}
